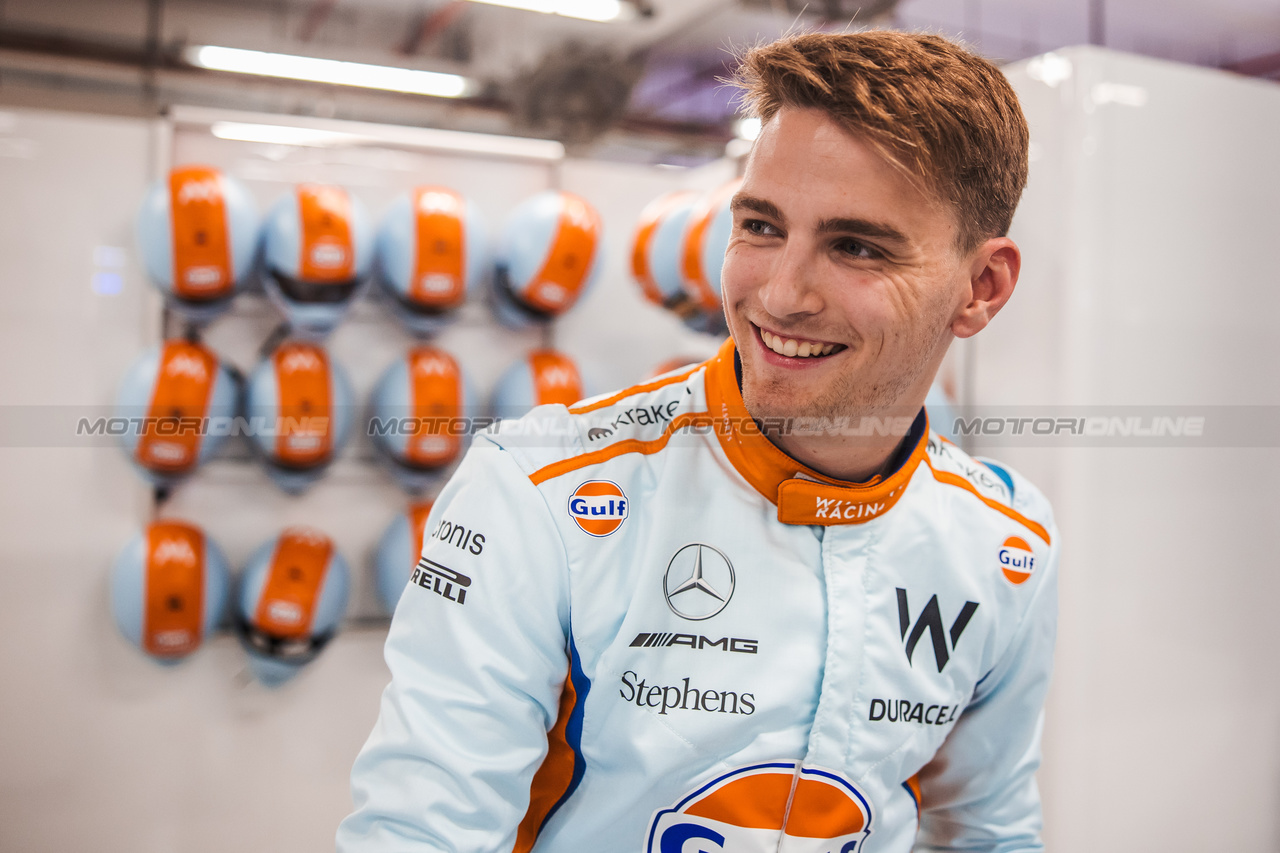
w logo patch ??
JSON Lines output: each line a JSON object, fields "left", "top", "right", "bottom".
{"left": 896, "top": 589, "right": 979, "bottom": 673}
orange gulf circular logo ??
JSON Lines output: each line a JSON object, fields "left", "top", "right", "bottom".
{"left": 999, "top": 536, "right": 1036, "bottom": 585}
{"left": 567, "top": 480, "right": 628, "bottom": 537}
{"left": 647, "top": 762, "right": 873, "bottom": 853}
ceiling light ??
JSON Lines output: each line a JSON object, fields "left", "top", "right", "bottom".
{"left": 464, "top": 0, "right": 629, "bottom": 23}
{"left": 210, "top": 122, "right": 359, "bottom": 146}
{"left": 186, "top": 45, "right": 476, "bottom": 99}
{"left": 172, "top": 107, "right": 566, "bottom": 161}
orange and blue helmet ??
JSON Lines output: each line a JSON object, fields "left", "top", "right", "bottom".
{"left": 245, "top": 340, "right": 355, "bottom": 494}
{"left": 492, "top": 190, "right": 603, "bottom": 327}
{"left": 375, "top": 186, "right": 490, "bottom": 335}
{"left": 235, "top": 526, "right": 350, "bottom": 686}
{"left": 110, "top": 519, "right": 231, "bottom": 663}
{"left": 114, "top": 339, "right": 241, "bottom": 485}
{"left": 261, "top": 183, "right": 374, "bottom": 336}
{"left": 136, "top": 165, "right": 259, "bottom": 323}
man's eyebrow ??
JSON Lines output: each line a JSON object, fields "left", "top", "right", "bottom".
{"left": 730, "top": 194, "right": 785, "bottom": 224}
{"left": 816, "top": 217, "right": 910, "bottom": 245}
{"left": 731, "top": 193, "right": 910, "bottom": 246}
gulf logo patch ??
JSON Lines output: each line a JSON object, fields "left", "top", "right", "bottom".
{"left": 646, "top": 762, "right": 873, "bottom": 853}
{"left": 999, "top": 536, "right": 1035, "bottom": 585}
{"left": 567, "top": 480, "right": 628, "bottom": 537}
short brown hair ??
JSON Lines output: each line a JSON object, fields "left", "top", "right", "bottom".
{"left": 732, "top": 30, "right": 1029, "bottom": 252}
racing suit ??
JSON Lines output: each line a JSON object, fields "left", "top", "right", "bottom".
{"left": 337, "top": 338, "right": 1059, "bottom": 853}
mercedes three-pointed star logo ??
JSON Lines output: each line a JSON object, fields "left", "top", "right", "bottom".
{"left": 662, "top": 543, "right": 735, "bottom": 621}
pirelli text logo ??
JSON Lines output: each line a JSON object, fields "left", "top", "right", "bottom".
{"left": 411, "top": 558, "right": 471, "bottom": 605}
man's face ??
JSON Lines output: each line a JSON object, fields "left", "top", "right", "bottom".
{"left": 722, "top": 106, "right": 973, "bottom": 423}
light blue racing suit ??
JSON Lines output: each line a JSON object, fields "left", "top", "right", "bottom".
{"left": 338, "top": 339, "right": 1059, "bottom": 853}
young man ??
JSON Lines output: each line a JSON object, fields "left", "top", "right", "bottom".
{"left": 338, "top": 30, "right": 1057, "bottom": 853}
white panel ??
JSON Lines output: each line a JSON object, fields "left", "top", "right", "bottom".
{"left": 976, "top": 48, "right": 1280, "bottom": 852}
{"left": 0, "top": 105, "right": 735, "bottom": 852}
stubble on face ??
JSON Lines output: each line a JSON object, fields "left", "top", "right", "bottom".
{"left": 738, "top": 274, "right": 957, "bottom": 424}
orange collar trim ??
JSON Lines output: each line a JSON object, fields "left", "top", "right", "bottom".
{"left": 703, "top": 338, "right": 929, "bottom": 527}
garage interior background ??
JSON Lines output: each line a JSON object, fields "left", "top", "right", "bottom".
{"left": 2, "top": 1, "right": 1279, "bottom": 851}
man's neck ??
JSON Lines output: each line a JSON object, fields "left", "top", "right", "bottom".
{"left": 758, "top": 406, "right": 927, "bottom": 484}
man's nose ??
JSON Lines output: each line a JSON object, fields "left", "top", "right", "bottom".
{"left": 758, "top": 243, "right": 823, "bottom": 318}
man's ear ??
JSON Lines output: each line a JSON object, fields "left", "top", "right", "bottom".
{"left": 951, "top": 237, "right": 1021, "bottom": 339}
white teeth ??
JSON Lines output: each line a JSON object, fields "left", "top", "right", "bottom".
{"left": 760, "top": 328, "right": 837, "bottom": 359}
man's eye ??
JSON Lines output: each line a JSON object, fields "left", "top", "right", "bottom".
{"left": 836, "top": 238, "right": 877, "bottom": 259}
{"left": 743, "top": 219, "right": 778, "bottom": 236}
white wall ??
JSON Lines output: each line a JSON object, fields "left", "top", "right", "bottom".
{"left": 979, "top": 48, "right": 1280, "bottom": 851}
{"left": 0, "top": 105, "right": 727, "bottom": 853}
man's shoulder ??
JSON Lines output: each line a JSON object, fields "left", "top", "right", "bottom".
{"left": 922, "top": 432, "right": 1057, "bottom": 547}
{"left": 481, "top": 361, "right": 709, "bottom": 482}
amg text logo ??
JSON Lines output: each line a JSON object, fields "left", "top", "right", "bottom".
{"left": 629, "top": 633, "right": 757, "bottom": 654}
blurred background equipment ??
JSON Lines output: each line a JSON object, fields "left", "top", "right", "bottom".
{"left": 369, "top": 345, "right": 475, "bottom": 492}
{"left": 235, "top": 525, "right": 351, "bottom": 686}
{"left": 113, "top": 339, "right": 241, "bottom": 485}
{"left": 490, "top": 349, "right": 587, "bottom": 418}
{"left": 373, "top": 501, "right": 436, "bottom": 614}
{"left": 491, "top": 189, "right": 604, "bottom": 327}
{"left": 245, "top": 340, "right": 356, "bottom": 493}
{"left": 110, "top": 519, "right": 231, "bottom": 661}
{"left": 375, "top": 186, "right": 490, "bottom": 336}
{"left": 262, "top": 183, "right": 374, "bottom": 337}
{"left": 135, "top": 165, "right": 259, "bottom": 323}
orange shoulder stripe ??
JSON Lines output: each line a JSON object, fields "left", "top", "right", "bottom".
{"left": 924, "top": 457, "right": 1052, "bottom": 546}
{"left": 529, "top": 412, "right": 712, "bottom": 486}
{"left": 567, "top": 366, "right": 700, "bottom": 415}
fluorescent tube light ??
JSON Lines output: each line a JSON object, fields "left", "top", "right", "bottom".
{"left": 196, "top": 114, "right": 566, "bottom": 161}
{"left": 187, "top": 45, "right": 475, "bottom": 99}
{"left": 464, "top": 0, "right": 628, "bottom": 23}
{"left": 210, "top": 122, "right": 359, "bottom": 146}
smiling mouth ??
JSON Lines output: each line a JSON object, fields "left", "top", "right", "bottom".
{"left": 757, "top": 325, "right": 846, "bottom": 359}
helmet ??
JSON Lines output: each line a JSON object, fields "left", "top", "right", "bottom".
{"left": 369, "top": 346, "right": 475, "bottom": 492}
{"left": 114, "top": 339, "right": 241, "bottom": 485}
{"left": 375, "top": 186, "right": 490, "bottom": 336}
{"left": 236, "top": 526, "right": 350, "bottom": 686}
{"left": 648, "top": 355, "right": 704, "bottom": 379}
{"left": 491, "top": 349, "right": 587, "bottom": 420}
{"left": 110, "top": 519, "right": 231, "bottom": 662}
{"left": 681, "top": 179, "right": 741, "bottom": 315}
{"left": 631, "top": 190, "right": 698, "bottom": 309}
{"left": 245, "top": 341, "right": 355, "bottom": 494}
{"left": 261, "top": 183, "right": 373, "bottom": 337}
{"left": 136, "top": 165, "right": 259, "bottom": 323}
{"left": 492, "top": 190, "right": 603, "bottom": 328}
{"left": 373, "top": 500, "right": 435, "bottom": 614}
